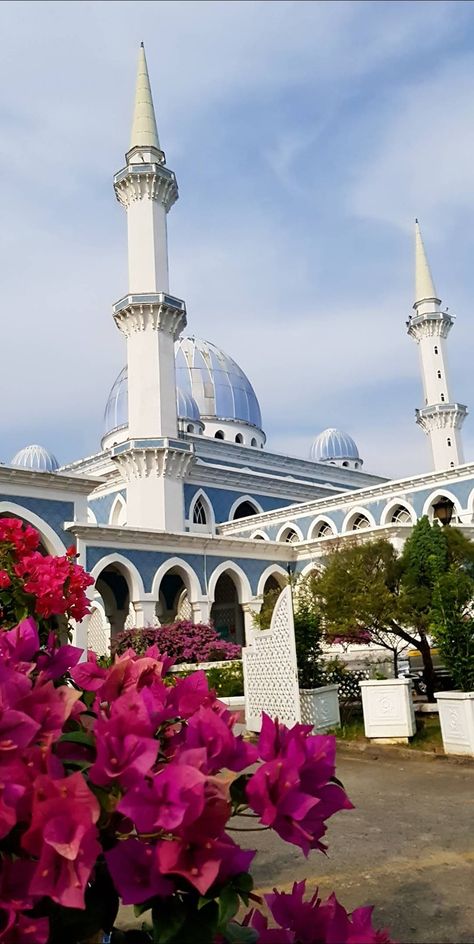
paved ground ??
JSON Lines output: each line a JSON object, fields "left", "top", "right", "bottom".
{"left": 119, "top": 750, "right": 474, "bottom": 943}
{"left": 238, "top": 750, "right": 474, "bottom": 944}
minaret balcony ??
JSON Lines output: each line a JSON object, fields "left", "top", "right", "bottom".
{"left": 416, "top": 402, "right": 468, "bottom": 432}
{"left": 114, "top": 161, "right": 178, "bottom": 210}
{"left": 113, "top": 292, "right": 187, "bottom": 338}
{"left": 407, "top": 310, "right": 454, "bottom": 340}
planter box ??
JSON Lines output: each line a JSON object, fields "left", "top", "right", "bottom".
{"left": 435, "top": 691, "right": 474, "bottom": 756}
{"left": 360, "top": 679, "right": 415, "bottom": 742}
{"left": 300, "top": 684, "right": 340, "bottom": 732}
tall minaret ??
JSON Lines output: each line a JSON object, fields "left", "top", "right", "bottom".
{"left": 111, "top": 44, "right": 193, "bottom": 531}
{"left": 407, "top": 220, "right": 467, "bottom": 471}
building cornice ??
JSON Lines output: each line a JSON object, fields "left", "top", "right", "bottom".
{"left": 0, "top": 466, "right": 102, "bottom": 495}
{"left": 67, "top": 523, "right": 295, "bottom": 561}
{"left": 218, "top": 461, "right": 474, "bottom": 533}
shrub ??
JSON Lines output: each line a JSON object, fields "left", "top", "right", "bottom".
{"left": 113, "top": 621, "right": 241, "bottom": 663}
{"left": 172, "top": 660, "right": 244, "bottom": 697}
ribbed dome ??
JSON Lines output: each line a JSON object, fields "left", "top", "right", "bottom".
{"left": 176, "top": 387, "right": 201, "bottom": 422}
{"left": 310, "top": 428, "right": 361, "bottom": 463}
{"left": 175, "top": 337, "right": 262, "bottom": 429}
{"left": 103, "top": 366, "right": 202, "bottom": 434}
{"left": 11, "top": 444, "right": 59, "bottom": 472}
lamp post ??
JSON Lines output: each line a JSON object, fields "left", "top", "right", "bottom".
{"left": 432, "top": 497, "right": 454, "bottom": 526}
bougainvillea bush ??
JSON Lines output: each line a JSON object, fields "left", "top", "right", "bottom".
{"left": 0, "top": 517, "right": 393, "bottom": 943}
{"left": 113, "top": 621, "right": 241, "bottom": 663}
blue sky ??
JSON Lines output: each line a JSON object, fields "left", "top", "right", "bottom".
{"left": 1, "top": 0, "right": 474, "bottom": 477}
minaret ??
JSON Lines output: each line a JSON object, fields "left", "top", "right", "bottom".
{"left": 407, "top": 220, "right": 467, "bottom": 471}
{"left": 111, "top": 44, "right": 193, "bottom": 531}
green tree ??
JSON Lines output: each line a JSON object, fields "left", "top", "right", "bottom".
{"left": 429, "top": 527, "right": 474, "bottom": 691}
{"left": 291, "top": 570, "right": 325, "bottom": 689}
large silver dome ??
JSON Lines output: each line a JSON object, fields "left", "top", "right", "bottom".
{"left": 175, "top": 337, "right": 262, "bottom": 429}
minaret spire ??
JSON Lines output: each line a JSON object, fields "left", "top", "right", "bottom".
{"left": 130, "top": 43, "right": 160, "bottom": 151}
{"left": 415, "top": 219, "right": 439, "bottom": 305}
{"left": 408, "top": 220, "right": 467, "bottom": 471}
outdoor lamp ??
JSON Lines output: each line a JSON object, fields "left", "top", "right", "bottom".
{"left": 432, "top": 497, "right": 454, "bottom": 526}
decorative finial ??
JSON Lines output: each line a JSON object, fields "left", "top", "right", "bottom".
{"left": 130, "top": 44, "right": 160, "bottom": 151}
{"left": 415, "top": 220, "right": 438, "bottom": 304}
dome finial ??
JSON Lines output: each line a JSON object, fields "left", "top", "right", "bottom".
{"left": 415, "top": 219, "right": 439, "bottom": 305}
{"left": 130, "top": 43, "right": 160, "bottom": 151}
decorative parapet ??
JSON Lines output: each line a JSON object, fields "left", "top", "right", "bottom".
{"left": 113, "top": 292, "right": 186, "bottom": 339}
{"left": 416, "top": 403, "right": 468, "bottom": 433}
{"left": 114, "top": 161, "right": 178, "bottom": 211}
{"left": 111, "top": 439, "right": 195, "bottom": 482}
{"left": 406, "top": 311, "right": 453, "bottom": 341}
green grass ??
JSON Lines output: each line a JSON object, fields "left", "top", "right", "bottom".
{"left": 332, "top": 704, "right": 444, "bottom": 752}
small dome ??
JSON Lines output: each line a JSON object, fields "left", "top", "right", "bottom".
{"left": 175, "top": 336, "right": 263, "bottom": 429}
{"left": 310, "top": 428, "right": 361, "bottom": 464}
{"left": 176, "top": 388, "right": 201, "bottom": 422}
{"left": 11, "top": 444, "right": 60, "bottom": 472}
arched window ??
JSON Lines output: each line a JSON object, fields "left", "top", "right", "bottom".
{"left": 352, "top": 514, "right": 370, "bottom": 531}
{"left": 280, "top": 527, "right": 299, "bottom": 544}
{"left": 235, "top": 434, "right": 244, "bottom": 444}
{"left": 450, "top": 462, "right": 455, "bottom": 468}
{"left": 316, "top": 522, "right": 333, "bottom": 538}
{"left": 232, "top": 500, "right": 259, "bottom": 520}
{"left": 342, "top": 461, "right": 349, "bottom": 467}
{"left": 447, "top": 437, "right": 452, "bottom": 447}
{"left": 251, "top": 437, "right": 257, "bottom": 447}
{"left": 192, "top": 498, "right": 207, "bottom": 526}
{"left": 215, "top": 430, "right": 224, "bottom": 440}
{"left": 440, "top": 393, "right": 445, "bottom": 402}
{"left": 187, "top": 424, "right": 194, "bottom": 433}
{"left": 437, "top": 370, "right": 442, "bottom": 379}
{"left": 434, "top": 345, "right": 439, "bottom": 354}
{"left": 390, "top": 505, "right": 412, "bottom": 524}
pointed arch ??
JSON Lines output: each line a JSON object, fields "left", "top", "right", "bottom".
{"left": 188, "top": 489, "right": 215, "bottom": 534}
{"left": 250, "top": 530, "right": 270, "bottom": 541}
{"left": 109, "top": 494, "right": 127, "bottom": 527}
{"left": 207, "top": 561, "right": 252, "bottom": 604}
{"left": 89, "top": 553, "right": 145, "bottom": 599}
{"left": 257, "top": 564, "right": 288, "bottom": 598}
{"left": 87, "top": 507, "right": 98, "bottom": 525}
{"left": 422, "top": 489, "right": 463, "bottom": 523}
{"left": 228, "top": 495, "right": 263, "bottom": 521}
{"left": 307, "top": 515, "right": 338, "bottom": 540}
{"left": 276, "top": 522, "right": 304, "bottom": 543}
{"left": 380, "top": 500, "right": 416, "bottom": 527}
{"left": 342, "top": 507, "right": 376, "bottom": 533}
{"left": 151, "top": 557, "right": 202, "bottom": 601}
{"left": 0, "top": 501, "right": 66, "bottom": 555}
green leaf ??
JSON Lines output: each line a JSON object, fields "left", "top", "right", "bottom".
{"left": 152, "top": 898, "right": 187, "bottom": 943}
{"left": 223, "top": 922, "right": 259, "bottom": 944}
{"left": 218, "top": 886, "right": 240, "bottom": 929}
{"left": 59, "top": 729, "right": 95, "bottom": 747}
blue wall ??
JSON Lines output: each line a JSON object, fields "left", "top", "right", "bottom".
{"left": 184, "top": 484, "right": 294, "bottom": 523}
{"left": 0, "top": 493, "right": 74, "bottom": 548}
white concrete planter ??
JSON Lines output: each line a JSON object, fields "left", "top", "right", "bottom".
{"left": 299, "top": 684, "right": 340, "bottom": 732}
{"left": 435, "top": 691, "right": 474, "bottom": 756}
{"left": 219, "top": 695, "right": 246, "bottom": 712}
{"left": 360, "top": 679, "right": 415, "bottom": 742}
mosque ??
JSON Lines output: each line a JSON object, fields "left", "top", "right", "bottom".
{"left": 1, "top": 45, "right": 473, "bottom": 656}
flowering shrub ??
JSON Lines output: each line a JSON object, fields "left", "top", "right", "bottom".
{"left": 113, "top": 620, "right": 241, "bottom": 663}
{"left": 0, "top": 518, "right": 393, "bottom": 943}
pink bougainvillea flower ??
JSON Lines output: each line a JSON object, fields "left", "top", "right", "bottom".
{"left": 22, "top": 772, "right": 100, "bottom": 909}
{"left": 88, "top": 714, "right": 158, "bottom": 789}
{"left": 118, "top": 762, "right": 206, "bottom": 833}
{"left": 262, "top": 882, "right": 394, "bottom": 944}
{"left": 70, "top": 650, "right": 108, "bottom": 691}
{"left": 258, "top": 712, "right": 314, "bottom": 763}
{"left": 17, "top": 681, "right": 81, "bottom": 742}
{"left": 0, "top": 618, "right": 39, "bottom": 665}
{"left": 0, "top": 571, "right": 11, "bottom": 590}
{"left": 183, "top": 705, "right": 258, "bottom": 773}
{"left": 36, "top": 638, "right": 83, "bottom": 681}
{"left": 0, "top": 773, "right": 28, "bottom": 838}
{"left": 156, "top": 836, "right": 223, "bottom": 895}
{"left": 243, "top": 908, "right": 295, "bottom": 943}
{"left": 0, "top": 663, "right": 32, "bottom": 707}
{"left": 105, "top": 839, "right": 173, "bottom": 905}
{"left": 0, "top": 707, "right": 40, "bottom": 758}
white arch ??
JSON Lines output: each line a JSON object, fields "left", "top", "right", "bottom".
{"left": 109, "top": 494, "right": 127, "bottom": 527}
{"left": 0, "top": 500, "right": 66, "bottom": 555}
{"left": 276, "top": 522, "right": 304, "bottom": 543}
{"left": 151, "top": 556, "right": 202, "bottom": 601}
{"left": 301, "top": 561, "right": 321, "bottom": 578}
{"left": 87, "top": 507, "right": 98, "bottom": 525}
{"left": 250, "top": 530, "right": 270, "bottom": 541}
{"left": 380, "top": 500, "right": 417, "bottom": 527}
{"left": 422, "top": 489, "right": 463, "bottom": 522}
{"left": 188, "top": 489, "right": 215, "bottom": 533}
{"left": 228, "top": 495, "right": 263, "bottom": 521}
{"left": 257, "top": 564, "right": 288, "bottom": 598}
{"left": 207, "top": 561, "right": 253, "bottom": 604}
{"left": 342, "top": 506, "right": 377, "bottom": 533}
{"left": 466, "top": 487, "right": 474, "bottom": 523}
{"left": 308, "top": 515, "right": 338, "bottom": 540}
{"left": 89, "top": 553, "right": 145, "bottom": 600}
